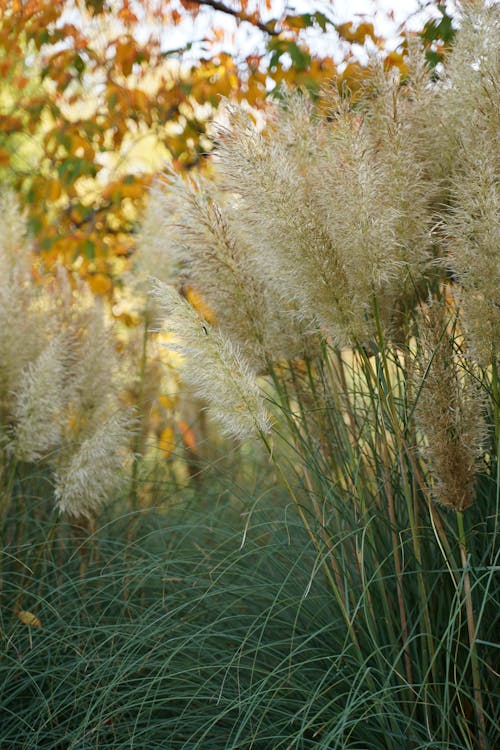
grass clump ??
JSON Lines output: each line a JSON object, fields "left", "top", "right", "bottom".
{"left": 145, "top": 3, "right": 499, "bottom": 746}
{"left": 1, "top": 2, "right": 499, "bottom": 748}
{"left": 0, "top": 191, "right": 135, "bottom": 519}
{"left": 1, "top": 484, "right": 497, "bottom": 748}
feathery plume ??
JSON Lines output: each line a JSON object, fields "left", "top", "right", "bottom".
{"left": 163, "top": 174, "right": 317, "bottom": 370}
{"left": 54, "top": 411, "right": 134, "bottom": 517}
{"left": 216, "top": 105, "right": 366, "bottom": 346}
{"left": 438, "top": 2, "right": 500, "bottom": 362}
{"left": 153, "top": 281, "right": 271, "bottom": 439}
{"left": 0, "top": 192, "right": 50, "bottom": 418}
{"left": 0, "top": 189, "right": 30, "bottom": 278}
{"left": 214, "top": 87, "right": 434, "bottom": 347}
{"left": 0, "top": 196, "right": 136, "bottom": 517}
{"left": 11, "top": 337, "right": 67, "bottom": 462}
{"left": 133, "top": 179, "right": 180, "bottom": 288}
{"left": 413, "top": 300, "right": 486, "bottom": 511}
{"left": 445, "top": 153, "right": 500, "bottom": 364}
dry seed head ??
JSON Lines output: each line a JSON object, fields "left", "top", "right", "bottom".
{"left": 0, "top": 194, "right": 51, "bottom": 413}
{"left": 413, "top": 300, "right": 487, "bottom": 511}
{"left": 48, "top": 278, "right": 130, "bottom": 442}
{"left": 0, "top": 189, "right": 30, "bottom": 278}
{"left": 215, "top": 105, "right": 366, "bottom": 347}
{"left": 437, "top": 1, "right": 499, "bottom": 178}
{"left": 54, "top": 411, "right": 134, "bottom": 518}
{"left": 11, "top": 337, "right": 67, "bottom": 462}
{"left": 317, "top": 65, "right": 434, "bottom": 336}
{"left": 0, "top": 198, "right": 135, "bottom": 517}
{"left": 153, "top": 281, "right": 271, "bottom": 440}
{"left": 167, "top": 174, "right": 317, "bottom": 369}
{"left": 445, "top": 153, "right": 500, "bottom": 364}
{"left": 134, "top": 179, "right": 180, "bottom": 288}
{"left": 436, "top": 2, "right": 500, "bottom": 363}
{"left": 214, "top": 89, "right": 435, "bottom": 348}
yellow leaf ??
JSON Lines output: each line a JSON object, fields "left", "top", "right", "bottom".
{"left": 158, "top": 426, "right": 175, "bottom": 457}
{"left": 120, "top": 182, "right": 145, "bottom": 200}
{"left": 384, "top": 51, "right": 409, "bottom": 77}
{"left": 122, "top": 312, "right": 141, "bottom": 326}
{"left": 185, "top": 287, "right": 216, "bottom": 324}
{"left": 284, "top": 14, "right": 309, "bottom": 30}
{"left": 149, "top": 405, "right": 161, "bottom": 431}
{"left": 17, "top": 611, "right": 42, "bottom": 628}
{"left": 47, "top": 179, "right": 62, "bottom": 202}
{"left": 70, "top": 134, "right": 95, "bottom": 161}
{"left": 159, "top": 394, "right": 176, "bottom": 410}
{"left": 88, "top": 273, "right": 112, "bottom": 295}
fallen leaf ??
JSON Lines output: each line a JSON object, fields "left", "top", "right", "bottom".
{"left": 17, "top": 611, "right": 42, "bottom": 628}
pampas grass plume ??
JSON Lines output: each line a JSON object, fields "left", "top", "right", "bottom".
{"left": 153, "top": 281, "right": 271, "bottom": 440}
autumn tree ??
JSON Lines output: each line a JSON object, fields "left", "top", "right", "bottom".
{"left": 0, "top": 0, "right": 454, "bottom": 292}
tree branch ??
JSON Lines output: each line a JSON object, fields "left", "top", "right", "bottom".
{"left": 188, "top": 0, "right": 280, "bottom": 37}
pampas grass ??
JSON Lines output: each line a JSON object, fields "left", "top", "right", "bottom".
{"left": 0, "top": 3, "right": 498, "bottom": 748}
{"left": 147, "top": 3, "right": 499, "bottom": 745}
{"left": 0, "top": 192, "right": 135, "bottom": 518}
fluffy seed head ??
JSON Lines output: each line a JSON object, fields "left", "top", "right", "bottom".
{"left": 413, "top": 300, "right": 487, "bottom": 511}
{"left": 153, "top": 281, "right": 271, "bottom": 439}
{"left": 11, "top": 337, "right": 67, "bottom": 462}
{"left": 54, "top": 411, "right": 134, "bottom": 518}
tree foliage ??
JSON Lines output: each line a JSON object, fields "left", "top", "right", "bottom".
{"left": 0, "top": 0, "right": 453, "bottom": 292}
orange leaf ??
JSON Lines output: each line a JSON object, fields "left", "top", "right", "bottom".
{"left": 114, "top": 39, "right": 136, "bottom": 77}
{"left": 179, "top": 0, "right": 200, "bottom": 16}
{"left": 178, "top": 420, "right": 197, "bottom": 453}
{"left": 17, "top": 611, "right": 42, "bottom": 628}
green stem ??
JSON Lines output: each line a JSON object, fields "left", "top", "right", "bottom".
{"left": 371, "top": 302, "right": 437, "bottom": 685}
{"left": 492, "top": 358, "right": 498, "bottom": 447}
{"left": 258, "top": 428, "right": 366, "bottom": 663}
{"left": 14, "top": 510, "right": 60, "bottom": 614}
{"left": 1, "top": 455, "right": 18, "bottom": 520}
{"left": 492, "top": 361, "right": 499, "bottom": 561}
{"left": 457, "top": 511, "right": 486, "bottom": 750}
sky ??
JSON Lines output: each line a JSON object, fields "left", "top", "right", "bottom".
{"left": 158, "top": 1, "right": 447, "bottom": 61}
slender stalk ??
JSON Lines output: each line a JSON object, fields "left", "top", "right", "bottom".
{"left": 382, "top": 442, "right": 413, "bottom": 688}
{"left": 491, "top": 360, "right": 499, "bottom": 566}
{"left": 14, "top": 510, "right": 60, "bottom": 614}
{"left": 457, "top": 511, "right": 486, "bottom": 750}
{"left": 0, "top": 456, "right": 17, "bottom": 521}
{"left": 0, "top": 455, "right": 20, "bottom": 597}
{"left": 129, "top": 308, "right": 150, "bottom": 511}
{"left": 492, "top": 358, "right": 499, "bottom": 449}
{"left": 371, "top": 304, "right": 437, "bottom": 685}
{"left": 257, "top": 428, "right": 368, "bottom": 667}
